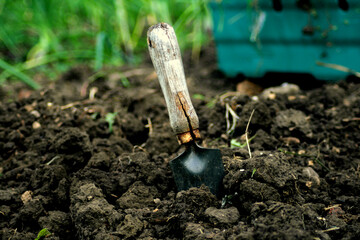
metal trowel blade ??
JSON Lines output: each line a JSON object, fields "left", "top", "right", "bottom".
{"left": 169, "top": 142, "right": 224, "bottom": 196}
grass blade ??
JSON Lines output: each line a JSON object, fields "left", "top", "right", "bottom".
{"left": 95, "top": 32, "right": 106, "bottom": 70}
{"left": 0, "top": 59, "right": 40, "bottom": 89}
{"left": 114, "top": 0, "right": 133, "bottom": 58}
{"left": 0, "top": 50, "right": 95, "bottom": 81}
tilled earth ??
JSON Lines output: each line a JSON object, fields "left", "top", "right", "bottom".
{"left": 1, "top": 58, "right": 360, "bottom": 239}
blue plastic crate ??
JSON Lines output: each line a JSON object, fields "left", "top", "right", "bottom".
{"left": 210, "top": 0, "right": 360, "bottom": 80}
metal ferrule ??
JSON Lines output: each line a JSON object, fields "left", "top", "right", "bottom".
{"left": 176, "top": 129, "right": 201, "bottom": 145}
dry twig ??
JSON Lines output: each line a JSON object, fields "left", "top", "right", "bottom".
{"left": 245, "top": 109, "right": 255, "bottom": 159}
{"left": 318, "top": 226, "right": 340, "bottom": 233}
{"left": 316, "top": 61, "right": 360, "bottom": 78}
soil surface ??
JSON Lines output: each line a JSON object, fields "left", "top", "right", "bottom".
{"left": 1, "top": 49, "right": 360, "bottom": 239}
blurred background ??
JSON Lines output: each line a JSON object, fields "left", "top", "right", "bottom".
{"left": 1, "top": 0, "right": 359, "bottom": 90}
{"left": 0, "top": 0, "right": 212, "bottom": 89}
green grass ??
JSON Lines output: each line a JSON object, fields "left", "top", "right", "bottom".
{"left": 0, "top": 0, "right": 212, "bottom": 89}
{"left": 230, "top": 135, "right": 256, "bottom": 149}
{"left": 105, "top": 112, "right": 118, "bottom": 133}
{"left": 35, "top": 228, "right": 51, "bottom": 240}
{"left": 251, "top": 168, "right": 256, "bottom": 178}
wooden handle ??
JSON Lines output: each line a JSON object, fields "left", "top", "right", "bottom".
{"left": 147, "top": 23, "right": 200, "bottom": 144}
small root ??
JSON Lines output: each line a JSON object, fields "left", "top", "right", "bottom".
{"left": 133, "top": 145, "right": 147, "bottom": 153}
{"left": 145, "top": 117, "right": 153, "bottom": 136}
{"left": 89, "top": 87, "right": 98, "bottom": 100}
{"left": 220, "top": 91, "right": 242, "bottom": 104}
{"left": 225, "top": 103, "right": 240, "bottom": 135}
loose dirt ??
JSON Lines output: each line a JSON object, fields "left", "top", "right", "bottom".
{"left": 1, "top": 49, "right": 360, "bottom": 239}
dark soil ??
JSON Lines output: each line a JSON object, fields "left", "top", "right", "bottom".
{"left": 1, "top": 49, "right": 360, "bottom": 239}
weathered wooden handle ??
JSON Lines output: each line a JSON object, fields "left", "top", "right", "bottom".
{"left": 147, "top": 23, "right": 200, "bottom": 144}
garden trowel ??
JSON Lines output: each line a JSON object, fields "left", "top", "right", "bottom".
{"left": 147, "top": 23, "right": 224, "bottom": 196}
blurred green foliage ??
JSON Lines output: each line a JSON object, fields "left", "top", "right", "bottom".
{"left": 0, "top": 0, "right": 212, "bottom": 88}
